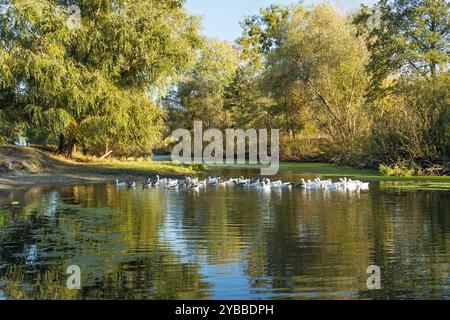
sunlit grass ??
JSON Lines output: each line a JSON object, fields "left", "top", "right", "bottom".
{"left": 64, "top": 160, "right": 197, "bottom": 176}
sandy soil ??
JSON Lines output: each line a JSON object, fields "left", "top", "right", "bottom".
{"left": 0, "top": 146, "right": 191, "bottom": 191}
{"left": 0, "top": 173, "right": 117, "bottom": 191}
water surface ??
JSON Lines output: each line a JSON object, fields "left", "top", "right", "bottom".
{"left": 0, "top": 167, "right": 449, "bottom": 300}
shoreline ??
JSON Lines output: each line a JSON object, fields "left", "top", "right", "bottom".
{"left": 0, "top": 171, "right": 190, "bottom": 191}
{"left": 0, "top": 146, "right": 197, "bottom": 190}
{"left": 0, "top": 173, "right": 117, "bottom": 191}
{"left": 2, "top": 164, "right": 449, "bottom": 192}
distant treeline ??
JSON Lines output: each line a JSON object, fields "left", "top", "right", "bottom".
{"left": 1, "top": 1, "right": 449, "bottom": 175}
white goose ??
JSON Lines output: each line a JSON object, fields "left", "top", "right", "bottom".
{"left": 259, "top": 179, "right": 271, "bottom": 191}
{"left": 207, "top": 177, "right": 218, "bottom": 186}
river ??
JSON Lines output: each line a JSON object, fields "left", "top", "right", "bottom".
{"left": 0, "top": 165, "right": 449, "bottom": 299}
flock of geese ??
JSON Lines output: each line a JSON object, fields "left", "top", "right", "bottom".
{"left": 116, "top": 175, "right": 370, "bottom": 192}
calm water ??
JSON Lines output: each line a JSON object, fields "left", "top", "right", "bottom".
{"left": 0, "top": 168, "right": 449, "bottom": 300}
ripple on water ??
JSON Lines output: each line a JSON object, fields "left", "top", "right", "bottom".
{"left": 0, "top": 177, "right": 449, "bottom": 300}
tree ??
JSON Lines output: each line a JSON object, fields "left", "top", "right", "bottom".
{"left": 0, "top": 0, "right": 202, "bottom": 157}
{"left": 355, "top": 0, "right": 450, "bottom": 95}
{"left": 164, "top": 38, "right": 238, "bottom": 131}
{"left": 225, "top": 65, "right": 273, "bottom": 130}
{"left": 355, "top": 0, "right": 450, "bottom": 164}
{"left": 225, "top": 4, "right": 292, "bottom": 131}
{"left": 260, "top": 5, "right": 370, "bottom": 154}
{"left": 237, "top": 3, "right": 290, "bottom": 69}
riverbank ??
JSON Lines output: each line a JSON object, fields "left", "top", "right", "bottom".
{"left": 208, "top": 163, "right": 450, "bottom": 191}
{"left": 0, "top": 146, "right": 196, "bottom": 190}
{"left": 1, "top": 146, "right": 449, "bottom": 191}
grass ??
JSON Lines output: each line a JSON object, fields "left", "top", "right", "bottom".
{"left": 69, "top": 159, "right": 197, "bottom": 177}
{"left": 379, "top": 181, "right": 450, "bottom": 191}
{"left": 0, "top": 145, "right": 198, "bottom": 179}
{"left": 0, "top": 209, "right": 8, "bottom": 226}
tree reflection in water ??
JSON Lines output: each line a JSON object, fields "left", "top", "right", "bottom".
{"left": 0, "top": 173, "right": 449, "bottom": 300}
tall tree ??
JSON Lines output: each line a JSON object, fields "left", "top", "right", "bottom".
{"left": 165, "top": 38, "right": 238, "bottom": 131}
{"left": 0, "top": 0, "right": 202, "bottom": 156}
{"left": 355, "top": 0, "right": 450, "bottom": 94}
{"left": 237, "top": 3, "right": 290, "bottom": 69}
{"left": 355, "top": 0, "right": 450, "bottom": 163}
{"left": 261, "top": 4, "right": 370, "bottom": 153}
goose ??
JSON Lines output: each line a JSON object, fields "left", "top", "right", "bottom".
{"left": 142, "top": 178, "right": 152, "bottom": 188}
{"left": 342, "top": 178, "right": 358, "bottom": 191}
{"left": 314, "top": 178, "right": 327, "bottom": 189}
{"left": 237, "top": 180, "right": 250, "bottom": 187}
{"left": 295, "top": 179, "right": 307, "bottom": 189}
{"left": 249, "top": 179, "right": 261, "bottom": 188}
{"left": 166, "top": 184, "right": 179, "bottom": 190}
{"left": 116, "top": 179, "right": 126, "bottom": 187}
{"left": 142, "top": 181, "right": 152, "bottom": 188}
{"left": 270, "top": 180, "right": 293, "bottom": 189}
{"left": 259, "top": 179, "right": 271, "bottom": 191}
{"left": 166, "top": 179, "right": 179, "bottom": 190}
{"left": 269, "top": 180, "right": 282, "bottom": 187}
{"left": 229, "top": 178, "right": 240, "bottom": 185}
{"left": 207, "top": 177, "right": 218, "bottom": 186}
{"left": 190, "top": 177, "right": 199, "bottom": 186}
{"left": 326, "top": 179, "right": 340, "bottom": 190}
{"left": 127, "top": 181, "right": 136, "bottom": 188}
{"left": 188, "top": 183, "right": 200, "bottom": 191}
{"left": 357, "top": 181, "right": 370, "bottom": 190}
{"left": 305, "top": 179, "right": 316, "bottom": 190}
{"left": 237, "top": 177, "right": 250, "bottom": 186}
{"left": 218, "top": 178, "right": 233, "bottom": 187}
{"left": 167, "top": 178, "right": 178, "bottom": 186}
{"left": 159, "top": 177, "right": 170, "bottom": 187}
{"left": 153, "top": 175, "right": 162, "bottom": 186}
{"left": 280, "top": 182, "right": 293, "bottom": 189}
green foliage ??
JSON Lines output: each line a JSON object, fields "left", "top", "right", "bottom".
{"left": 379, "top": 161, "right": 424, "bottom": 177}
{"left": 164, "top": 38, "right": 238, "bottom": 130}
{"left": 1, "top": 0, "right": 448, "bottom": 176}
{"left": 0, "top": 0, "right": 202, "bottom": 156}
{"left": 355, "top": 0, "right": 450, "bottom": 96}
{"left": 237, "top": 3, "right": 290, "bottom": 68}
{"left": 369, "top": 72, "right": 450, "bottom": 165}
{"left": 225, "top": 65, "right": 273, "bottom": 129}
{"left": 189, "top": 163, "right": 207, "bottom": 171}
{"left": 259, "top": 4, "right": 370, "bottom": 154}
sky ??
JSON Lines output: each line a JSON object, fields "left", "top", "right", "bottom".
{"left": 185, "top": 0, "right": 376, "bottom": 42}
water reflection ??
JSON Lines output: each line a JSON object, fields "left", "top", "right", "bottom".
{"left": 0, "top": 172, "right": 449, "bottom": 300}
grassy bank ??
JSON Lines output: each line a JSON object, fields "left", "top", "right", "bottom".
{"left": 279, "top": 163, "right": 450, "bottom": 181}
{"left": 2, "top": 146, "right": 449, "bottom": 191}
{"left": 0, "top": 146, "right": 197, "bottom": 190}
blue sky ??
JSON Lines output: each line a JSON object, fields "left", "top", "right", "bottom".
{"left": 185, "top": 0, "right": 375, "bottom": 42}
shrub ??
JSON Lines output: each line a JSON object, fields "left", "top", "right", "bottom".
{"left": 379, "top": 160, "right": 424, "bottom": 177}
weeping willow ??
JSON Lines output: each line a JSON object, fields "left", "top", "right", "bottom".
{"left": 0, "top": 0, "right": 202, "bottom": 156}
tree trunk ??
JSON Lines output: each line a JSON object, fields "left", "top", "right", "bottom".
{"left": 57, "top": 134, "right": 76, "bottom": 158}
{"left": 99, "top": 150, "right": 113, "bottom": 160}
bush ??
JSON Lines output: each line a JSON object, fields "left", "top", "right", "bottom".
{"left": 280, "top": 137, "right": 327, "bottom": 161}
{"left": 379, "top": 160, "right": 424, "bottom": 177}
